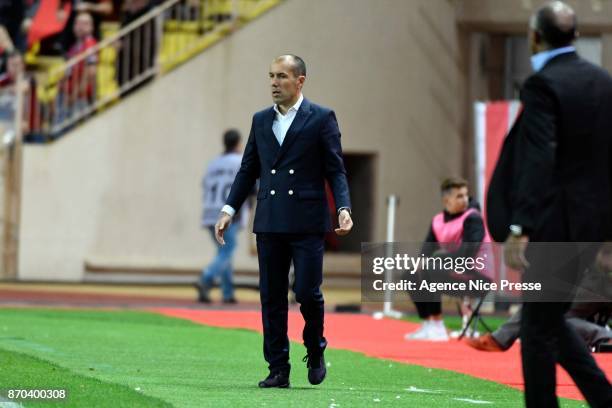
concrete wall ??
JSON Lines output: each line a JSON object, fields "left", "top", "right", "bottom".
{"left": 19, "top": 0, "right": 464, "bottom": 280}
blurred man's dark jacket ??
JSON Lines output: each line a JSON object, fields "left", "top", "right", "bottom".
{"left": 487, "top": 52, "right": 612, "bottom": 243}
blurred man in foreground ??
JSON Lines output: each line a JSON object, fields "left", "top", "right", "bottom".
{"left": 487, "top": 2, "right": 612, "bottom": 406}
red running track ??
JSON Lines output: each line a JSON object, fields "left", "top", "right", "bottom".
{"left": 151, "top": 308, "right": 612, "bottom": 401}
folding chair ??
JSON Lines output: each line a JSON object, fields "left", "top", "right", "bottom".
{"left": 457, "top": 296, "right": 493, "bottom": 340}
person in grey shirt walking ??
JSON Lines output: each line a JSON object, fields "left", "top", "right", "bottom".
{"left": 196, "top": 129, "right": 248, "bottom": 303}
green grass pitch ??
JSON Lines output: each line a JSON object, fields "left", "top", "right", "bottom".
{"left": 0, "top": 308, "right": 586, "bottom": 407}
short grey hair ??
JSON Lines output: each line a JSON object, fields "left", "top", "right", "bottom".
{"left": 275, "top": 54, "right": 306, "bottom": 77}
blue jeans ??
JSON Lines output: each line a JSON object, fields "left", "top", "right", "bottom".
{"left": 201, "top": 222, "right": 239, "bottom": 300}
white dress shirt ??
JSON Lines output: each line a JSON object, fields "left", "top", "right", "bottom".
{"left": 221, "top": 94, "right": 304, "bottom": 217}
{"left": 272, "top": 93, "right": 303, "bottom": 146}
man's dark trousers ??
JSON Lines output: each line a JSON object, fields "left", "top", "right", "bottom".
{"left": 521, "top": 301, "right": 611, "bottom": 407}
{"left": 257, "top": 233, "right": 326, "bottom": 372}
{"left": 520, "top": 240, "right": 611, "bottom": 407}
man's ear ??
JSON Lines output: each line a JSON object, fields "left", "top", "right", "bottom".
{"left": 534, "top": 30, "right": 543, "bottom": 48}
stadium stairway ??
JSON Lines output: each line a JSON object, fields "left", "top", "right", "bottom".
{"left": 22, "top": 0, "right": 283, "bottom": 143}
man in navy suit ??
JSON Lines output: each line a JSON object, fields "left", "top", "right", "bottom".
{"left": 215, "top": 55, "right": 353, "bottom": 388}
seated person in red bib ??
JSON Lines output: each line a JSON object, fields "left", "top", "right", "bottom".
{"left": 405, "top": 177, "right": 493, "bottom": 342}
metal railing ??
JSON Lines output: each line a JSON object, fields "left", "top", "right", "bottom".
{"left": 25, "top": 0, "right": 280, "bottom": 141}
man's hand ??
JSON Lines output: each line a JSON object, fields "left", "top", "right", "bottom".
{"left": 215, "top": 212, "right": 232, "bottom": 245}
{"left": 335, "top": 209, "right": 353, "bottom": 236}
{"left": 504, "top": 234, "right": 530, "bottom": 270}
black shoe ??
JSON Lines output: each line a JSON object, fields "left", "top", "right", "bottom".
{"left": 222, "top": 297, "right": 237, "bottom": 304}
{"left": 258, "top": 370, "right": 290, "bottom": 388}
{"left": 303, "top": 351, "right": 326, "bottom": 385}
{"left": 194, "top": 282, "right": 211, "bottom": 303}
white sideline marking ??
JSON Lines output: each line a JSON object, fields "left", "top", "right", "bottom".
{"left": 405, "top": 386, "right": 443, "bottom": 394}
{"left": 453, "top": 398, "right": 493, "bottom": 404}
{"left": 0, "top": 397, "right": 23, "bottom": 408}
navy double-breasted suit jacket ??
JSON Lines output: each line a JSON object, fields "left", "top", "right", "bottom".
{"left": 226, "top": 98, "right": 351, "bottom": 233}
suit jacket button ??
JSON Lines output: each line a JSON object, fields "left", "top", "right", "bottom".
{"left": 271, "top": 169, "right": 276, "bottom": 175}
{"left": 289, "top": 169, "right": 294, "bottom": 175}
{"left": 288, "top": 190, "right": 294, "bottom": 195}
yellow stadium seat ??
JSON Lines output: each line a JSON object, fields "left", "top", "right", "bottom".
{"left": 100, "top": 22, "right": 120, "bottom": 40}
{"left": 25, "top": 42, "right": 40, "bottom": 66}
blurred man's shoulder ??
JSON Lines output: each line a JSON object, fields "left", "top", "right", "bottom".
{"left": 540, "top": 54, "right": 611, "bottom": 84}
{"left": 583, "top": 60, "right": 612, "bottom": 87}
